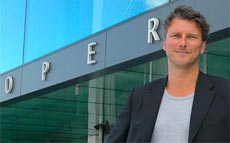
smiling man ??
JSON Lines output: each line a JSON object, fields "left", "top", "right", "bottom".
{"left": 107, "top": 6, "right": 229, "bottom": 143}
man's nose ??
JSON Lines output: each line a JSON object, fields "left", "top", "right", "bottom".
{"left": 179, "top": 37, "right": 187, "bottom": 48}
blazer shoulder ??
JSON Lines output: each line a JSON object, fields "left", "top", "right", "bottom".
{"left": 206, "top": 74, "right": 229, "bottom": 89}
{"left": 205, "top": 74, "right": 229, "bottom": 103}
{"left": 199, "top": 72, "right": 229, "bottom": 89}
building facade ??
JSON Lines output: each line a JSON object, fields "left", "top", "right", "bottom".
{"left": 0, "top": 0, "right": 229, "bottom": 142}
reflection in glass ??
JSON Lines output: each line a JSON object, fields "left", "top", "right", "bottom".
{"left": 0, "top": 57, "right": 168, "bottom": 143}
{"left": 199, "top": 38, "right": 230, "bottom": 78}
{"left": 24, "top": 0, "right": 168, "bottom": 63}
{"left": 1, "top": 0, "right": 168, "bottom": 74}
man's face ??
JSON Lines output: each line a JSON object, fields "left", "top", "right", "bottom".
{"left": 163, "top": 18, "right": 206, "bottom": 69}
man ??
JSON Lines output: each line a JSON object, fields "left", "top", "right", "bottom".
{"left": 107, "top": 6, "right": 229, "bottom": 143}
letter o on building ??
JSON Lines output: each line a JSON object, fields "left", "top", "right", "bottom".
{"left": 5, "top": 76, "right": 14, "bottom": 94}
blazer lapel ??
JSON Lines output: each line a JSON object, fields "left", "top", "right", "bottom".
{"left": 142, "top": 78, "right": 167, "bottom": 142}
{"left": 188, "top": 72, "right": 216, "bottom": 142}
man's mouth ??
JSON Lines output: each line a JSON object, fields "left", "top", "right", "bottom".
{"left": 175, "top": 51, "right": 190, "bottom": 54}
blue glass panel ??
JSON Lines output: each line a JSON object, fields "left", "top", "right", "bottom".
{"left": 102, "top": 0, "right": 168, "bottom": 29}
{"left": 24, "top": 0, "right": 94, "bottom": 62}
{"left": 0, "top": 0, "right": 26, "bottom": 74}
{"left": 24, "top": 0, "right": 168, "bottom": 63}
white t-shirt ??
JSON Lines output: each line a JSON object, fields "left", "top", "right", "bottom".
{"left": 151, "top": 89, "right": 194, "bottom": 143}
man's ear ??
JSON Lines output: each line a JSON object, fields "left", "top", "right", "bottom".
{"left": 200, "top": 41, "right": 206, "bottom": 54}
{"left": 163, "top": 40, "right": 166, "bottom": 51}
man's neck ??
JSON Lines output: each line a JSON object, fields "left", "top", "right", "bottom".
{"left": 166, "top": 66, "right": 199, "bottom": 97}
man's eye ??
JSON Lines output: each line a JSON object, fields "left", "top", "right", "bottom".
{"left": 188, "top": 35, "right": 198, "bottom": 39}
{"left": 170, "top": 34, "right": 180, "bottom": 38}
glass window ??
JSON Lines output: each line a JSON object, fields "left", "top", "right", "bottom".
{"left": 0, "top": 0, "right": 169, "bottom": 74}
{"left": 206, "top": 38, "right": 229, "bottom": 78}
{"left": 0, "top": 57, "right": 167, "bottom": 143}
{"left": 200, "top": 38, "right": 230, "bottom": 78}
{"left": 24, "top": 0, "right": 168, "bottom": 63}
{"left": 0, "top": 0, "right": 26, "bottom": 73}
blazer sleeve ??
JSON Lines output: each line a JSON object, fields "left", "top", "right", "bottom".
{"left": 106, "top": 89, "right": 134, "bottom": 143}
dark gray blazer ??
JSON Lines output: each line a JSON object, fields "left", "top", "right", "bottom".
{"left": 107, "top": 71, "right": 229, "bottom": 143}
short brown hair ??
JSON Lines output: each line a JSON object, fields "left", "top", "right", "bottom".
{"left": 164, "top": 5, "right": 210, "bottom": 41}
